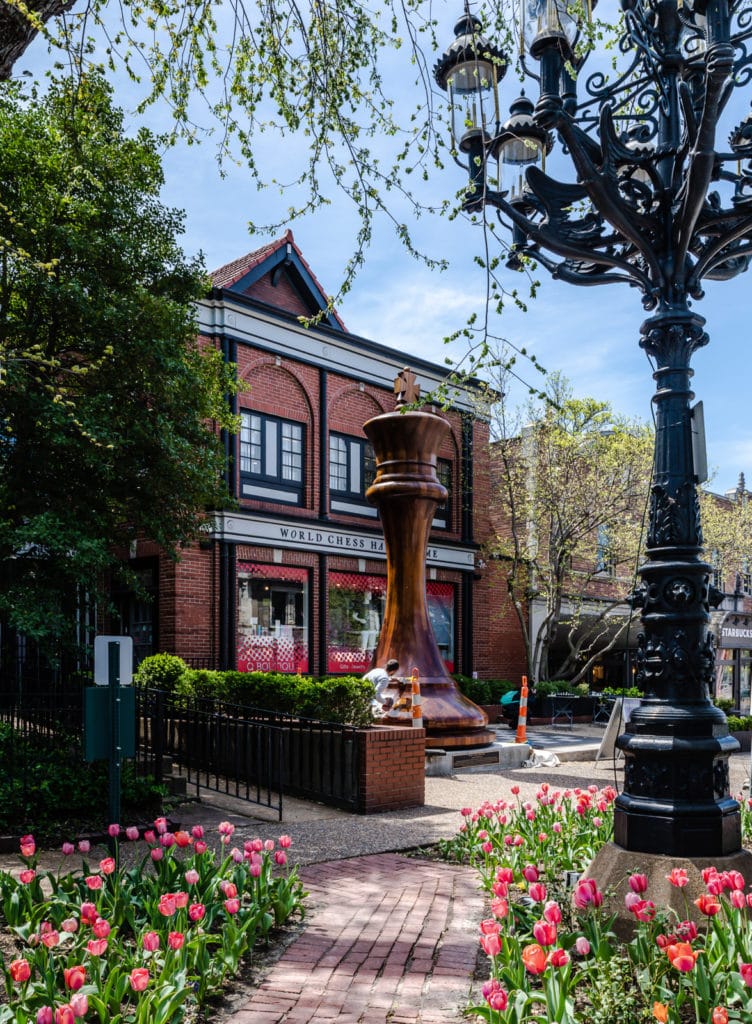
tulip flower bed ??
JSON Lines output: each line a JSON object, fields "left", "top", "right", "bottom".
{"left": 0, "top": 820, "right": 305, "bottom": 1023}
{"left": 441, "top": 785, "right": 752, "bottom": 1024}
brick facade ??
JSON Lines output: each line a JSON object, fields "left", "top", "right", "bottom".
{"left": 123, "top": 232, "right": 510, "bottom": 683}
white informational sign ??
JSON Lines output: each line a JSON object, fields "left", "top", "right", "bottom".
{"left": 94, "top": 635, "right": 134, "bottom": 686}
{"left": 594, "top": 697, "right": 641, "bottom": 763}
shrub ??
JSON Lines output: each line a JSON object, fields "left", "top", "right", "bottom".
{"left": 0, "top": 723, "right": 164, "bottom": 841}
{"left": 726, "top": 714, "right": 752, "bottom": 732}
{"left": 602, "top": 685, "right": 644, "bottom": 697}
{"left": 142, "top": 666, "right": 376, "bottom": 727}
{"left": 715, "top": 697, "right": 735, "bottom": 714}
{"left": 535, "top": 679, "right": 575, "bottom": 697}
{"left": 133, "top": 653, "right": 188, "bottom": 693}
{"left": 454, "top": 675, "right": 516, "bottom": 704}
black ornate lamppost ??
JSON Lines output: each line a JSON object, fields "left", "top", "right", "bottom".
{"left": 435, "top": 0, "right": 752, "bottom": 860}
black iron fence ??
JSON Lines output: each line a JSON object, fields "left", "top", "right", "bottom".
{"left": 137, "top": 689, "right": 361, "bottom": 816}
{"left": 0, "top": 685, "right": 362, "bottom": 823}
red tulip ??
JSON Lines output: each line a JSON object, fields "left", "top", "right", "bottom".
{"left": 666, "top": 868, "right": 688, "bottom": 887}
{"left": 712, "top": 1008, "right": 729, "bottom": 1024}
{"left": 9, "top": 959, "right": 30, "bottom": 983}
{"left": 546, "top": 947, "right": 570, "bottom": 968}
{"left": 521, "top": 943, "right": 547, "bottom": 975}
{"left": 694, "top": 894, "right": 721, "bottom": 916}
{"left": 63, "top": 965, "right": 86, "bottom": 991}
{"left": 665, "top": 942, "right": 699, "bottom": 972}
{"left": 533, "top": 920, "right": 557, "bottom": 946}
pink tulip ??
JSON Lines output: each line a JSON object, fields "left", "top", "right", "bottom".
{"left": 547, "top": 947, "right": 570, "bottom": 967}
{"left": 20, "top": 834, "right": 35, "bottom": 857}
{"left": 168, "top": 931, "right": 185, "bottom": 950}
{"left": 99, "top": 858, "right": 116, "bottom": 875}
{"left": 575, "top": 936, "right": 591, "bottom": 956}
{"left": 161, "top": 832, "right": 175, "bottom": 848}
{"left": 224, "top": 897, "right": 241, "bottom": 914}
{"left": 543, "top": 900, "right": 562, "bottom": 924}
{"left": 126, "top": 826, "right": 140, "bottom": 841}
{"left": 249, "top": 862, "right": 262, "bottom": 878}
{"left": 533, "top": 920, "right": 557, "bottom": 946}
{"left": 491, "top": 897, "right": 509, "bottom": 919}
{"left": 55, "top": 1007, "right": 75, "bottom": 1024}
{"left": 195, "top": 840, "right": 208, "bottom": 855}
{"left": 629, "top": 873, "right": 648, "bottom": 893}
{"left": 740, "top": 963, "right": 752, "bottom": 987}
{"left": 220, "top": 880, "right": 237, "bottom": 898}
{"left": 61, "top": 842, "right": 74, "bottom": 856}
{"left": 70, "top": 993, "right": 88, "bottom": 1019}
{"left": 87, "top": 937, "right": 108, "bottom": 956}
{"left": 84, "top": 875, "right": 102, "bottom": 890}
{"left": 191, "top": 825, "right": 204, "bottom": 839}
{"left": 279, "top": 835, "right": 292, "bottom": 848}
{"left": 80, "top": 902, "right": 98, "bottom": 925}
{"left": 92, "top": 917, "right": 110, "bottom": 938}
{"left": 522, "top": 865, "right": 539, "bottom": 883}
{"left": 154, "top": 816, "right": 168, "bottom": 834}
{"left": 175, "top": 891, "right": 189, "bottom": 909}
{"left": 77, "top": 840, "right": 90, "bottom": 854}
{"left": 528, "top": 882, "right": 547, "bottom": 903}
{"left": 275, "top": 851, "right": 287, "bottom": 866}
{"left": 189, "top": 903, "right": 206, "bottom": 922}
{"left": 158, "top": 893, "right": 178, "bottom": 916}
{"left": 143, "top": 830, "right": 156, "bottom": 844}
{"left": 151, "top": 848, "right": 163, "bottom": 862}
{"left": 41, "top": 930, "right": 59, "bottom": 949}
{"left": 19, "top": 869, "right": 35, "bottom": 884}
{"left": 61, "top": 918, "right": 78, "bottom": 933}
{"left": 667, "top": 868, "right": 688, "bottom": 888}
{"left": 142, "top": 931, "right": 160, "bottom": 951}
{"left": 479, "top": 932, "right": 501, "bottom": 956}
{"left": 184, "top": 869, "right": 199, "bottom": 886}
{"left": 130, "top": 968, "right": 149, "bottom": 992}
{"left": 108, "top": 823, "right": 120, "bottom": 838}
{"left": 36, "top": 1008, "right": 53, "bottom": 1024}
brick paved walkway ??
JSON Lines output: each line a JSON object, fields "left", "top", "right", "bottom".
{"left": 227, "top": 853, "right": 484, "bottom": 1024}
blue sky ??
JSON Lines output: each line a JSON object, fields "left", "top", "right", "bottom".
{"left": 19, "top": 0, "right": 752, "bottom": 495}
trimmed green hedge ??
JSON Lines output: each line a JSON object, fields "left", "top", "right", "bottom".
{"left": 453, "top": 675, "right": 516, "bottom": 705}
{"left": 133, "top": 656, "right": 376, "bottom": 728}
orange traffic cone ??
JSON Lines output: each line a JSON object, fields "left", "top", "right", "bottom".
{"left": 410, "top": 668, "right": 423, "bottom": 729}
{"left": 515, "top": 677, "right": 529, "bottom": 744}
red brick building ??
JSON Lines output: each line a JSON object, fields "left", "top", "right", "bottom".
{"left": 119, "top": 232, "right": 505, "bottom": 679}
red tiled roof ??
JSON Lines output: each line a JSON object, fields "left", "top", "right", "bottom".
{"left": 209, "top": 229, "right": 347, "bottom": 331}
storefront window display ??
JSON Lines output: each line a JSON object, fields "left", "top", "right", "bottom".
{"left": 327, "top": 572, "right": 455, "bottom": 674}
{"left": 237, "top": 563, "right": 309, "bottom": 673}
{"left": 715, "top": 613, "right": 752, "bottom": 711}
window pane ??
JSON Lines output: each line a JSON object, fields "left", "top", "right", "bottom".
{"left": 237, "top": 563, "right": 309, "bottom": 673}
{"left": 265, "top": 423, "right": 277, "bottom": 476}
{"left": 364, "top": 444, "right": 376, "bottom": 490}
{"left": 330, "top": 436, "right": 348, "bottom": 491}
{"left": 350, "top": 441, "right": 361, "bottom": 494}
{"left": 327, "top": 572, "right": 387, "bottom": 674}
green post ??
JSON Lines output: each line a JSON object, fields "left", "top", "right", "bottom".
{"left": 108, "top": 641, "right": 121, "bottom": 859}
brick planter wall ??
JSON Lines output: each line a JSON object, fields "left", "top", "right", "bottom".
{"left": 357, "top": 726, "right": 425, "bottom": 814}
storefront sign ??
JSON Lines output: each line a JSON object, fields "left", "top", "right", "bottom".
{"left": 210, "top": 512, "right": 476, "bottom": 571}
{"left": 719, "top": 615, "right": 752, "bottom": 650}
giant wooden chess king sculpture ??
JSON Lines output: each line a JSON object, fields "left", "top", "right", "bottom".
{"left": 364, "top": 368, "right": 494, "bottom": 749}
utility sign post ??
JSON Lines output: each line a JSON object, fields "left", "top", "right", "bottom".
{"left": 86, "top": 636, "right": 135, "bottom": 852}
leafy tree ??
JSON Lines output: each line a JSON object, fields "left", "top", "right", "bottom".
{"left": 699, "top": 476, "right": 752, "bottom": 598}
{"left": 484, "top": 373, "right": 654, "bottom": 685}
{"left": 0, "top": 74, "right": 236, "bottom": 647}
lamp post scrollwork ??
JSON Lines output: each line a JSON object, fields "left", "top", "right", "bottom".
{"left": 435, "top": 0, "right": 752, "bottom": 856}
